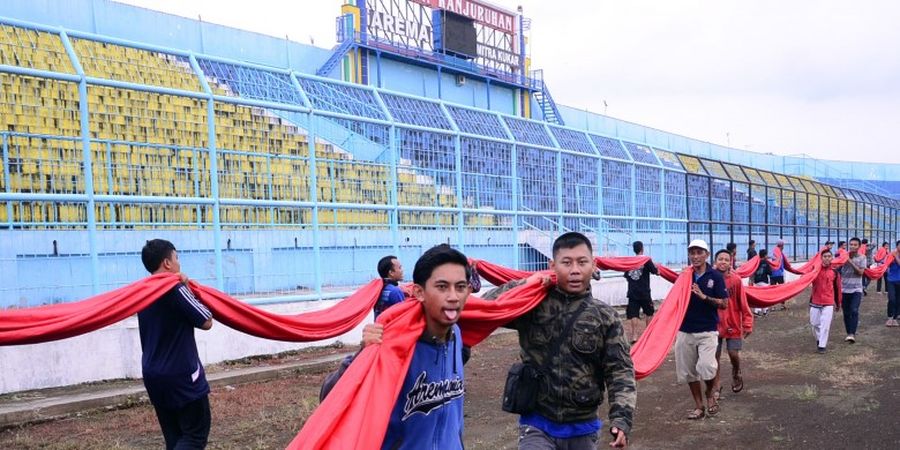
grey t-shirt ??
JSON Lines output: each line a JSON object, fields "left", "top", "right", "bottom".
{"left": 840, "top": 255, "right": 867, "bottom": 293}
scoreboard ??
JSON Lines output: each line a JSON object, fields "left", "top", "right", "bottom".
{"left": 360, "top": 0, "right": 523, "bottom": 76}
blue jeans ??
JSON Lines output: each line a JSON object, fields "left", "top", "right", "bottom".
{"left": 842, "top": 292, "right": 862, "bottom": 335}
{"left": 887, "top": 281, "right": 900, "bottom": 319}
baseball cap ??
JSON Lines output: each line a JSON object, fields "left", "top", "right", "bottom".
{"left": 688, "top": 239, "right": 709, "bottom": 252}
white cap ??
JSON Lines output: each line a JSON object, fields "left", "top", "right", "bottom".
{"left": 688, "top": 239, "right": 709, "bottom": 252}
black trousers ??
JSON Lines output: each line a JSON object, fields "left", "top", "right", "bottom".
{"left": 153, "top": 395, "right": 211, "bottom": 450}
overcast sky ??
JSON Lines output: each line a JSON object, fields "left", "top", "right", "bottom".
{"left": 118, "top": 0, "right": 899, "bottom": 165}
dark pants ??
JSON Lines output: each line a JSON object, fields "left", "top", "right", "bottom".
{"left": 519, "top": 425, "right": 599, "bottom": 450}
{"left": 841, "top": 292, "right": 862, "bottom": 335}
{"left": 876, "top": 276, "right": 887, "bottom": 292}
{"left": 887, "top": 281, "right": 900, "bottom": 319}
{"left": 154, "top": 396, "right": 211, "bottom": 450}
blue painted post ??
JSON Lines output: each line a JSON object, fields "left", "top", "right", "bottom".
{"left": 660, "top": 169, "right": 667, "bottom": 264}
{"left": 511, "top": 143, "right": 520, "bottom": 268}
{"left": 2, "top": 134, "right": 12, "bottom": 228}
{"left": 192, "top": 147, "right": 202, "bottom": 227}
{"left": 307, "top": 112, "right": 323, "bottom": 295}
{"left": 207, "top": 100, "right": 224, "bottom": 290}
{"left": 104, "top": 142, "right": 115, "bottom": 223}
{"left": 189, "top": 53, "right": 225, "bottom": 290}
{"left": 389, "top": 125, "right": 400, "bottom": 255}
{"left": 60, "top": 29, "right": 100, "bottom": 294}
{"left": 442, "top": 103, "right": 464, "bottom": 250}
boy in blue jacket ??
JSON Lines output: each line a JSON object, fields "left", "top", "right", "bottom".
{"left": 321, "top": 244, "right": 472, "bottom": 450}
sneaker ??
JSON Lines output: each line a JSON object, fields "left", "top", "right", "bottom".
{"left": 887, "top": 319, "right": 893, "bottom": 327}
{"left": 845, "top": 335, "right": 856, "bottom": 343}
{"left": 890, "top": 319, "right": 900, "bottom": 327}
{"left": 817, "top": 347, "right": 826, "bottom": 354}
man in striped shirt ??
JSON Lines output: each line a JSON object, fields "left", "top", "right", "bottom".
{"left": 140, "top": 239, "right": 214, "bottom": 450}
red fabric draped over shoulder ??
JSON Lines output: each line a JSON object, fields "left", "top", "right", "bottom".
{"left": 288, "top": 278, "right": 551, "bottom": 449}
{"left": 630, "top": 268, "right": 693, "bottom": 379}
{"left": 734, "top": 255, "right": 760, "bottom": 278}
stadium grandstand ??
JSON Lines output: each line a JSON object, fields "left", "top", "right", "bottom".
{"left": 0, "top": 0, "right": 898, "bottom": 313}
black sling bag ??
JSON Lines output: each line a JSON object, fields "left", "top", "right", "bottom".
{"left": 502, "top": 300, "right": 589, "bottom": 414}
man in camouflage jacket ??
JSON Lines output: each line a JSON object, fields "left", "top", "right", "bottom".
{"left": 484, "top": 232, "right": 635, "bottom": 449}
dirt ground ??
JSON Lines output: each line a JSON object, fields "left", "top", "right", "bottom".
{"left": 3, "top": 286, "right": 900, "bottom": 449}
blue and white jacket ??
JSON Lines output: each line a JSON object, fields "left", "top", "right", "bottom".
{"left": 382, "top": 324, "right": 465, "bottom": 450}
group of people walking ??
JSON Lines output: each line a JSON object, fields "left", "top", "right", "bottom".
{"left": 132, "top": 233, "right": 900, "bottom": 449}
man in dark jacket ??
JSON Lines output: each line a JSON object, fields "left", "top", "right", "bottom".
{"left": 485, "top": 232, "right": 635, "bottom": 449}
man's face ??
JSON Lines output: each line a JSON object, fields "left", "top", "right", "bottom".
{"left": 162, "top": 250, "right": 181, "bottom": 274}
{"left": 849, "top": 241, "right": 860, "bottom": 253}
{"left": 550, "top": 243, "right": 594, "bottom": 294}
{"left": 688, "top": 247, "right": 708, "bottom": 269}
{"left": 389, "top": 258, "right": 404, "bottom": 281}
{"left": 715, "top": 252, "right": 732, "bottom": 273}
{"left": 822, "top": 252, "right": 834, "bottom": 266}
{"left": 749, "top": 242, "right": 756, "bottom": 249}
{"left": 415, "top": 263, "right": 469, "bottom": 330}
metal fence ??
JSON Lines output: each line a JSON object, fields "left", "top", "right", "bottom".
{"left": 1, "top": 17, "right": 897, "bottom": 307}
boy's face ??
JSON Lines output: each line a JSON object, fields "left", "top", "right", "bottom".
{"left": 821, "top": 252, "right": 833, "bottom": 266}
{"left": 415, "top": 263, "right": 469, "bottom": 330}
{"left": 160, "top": 250, "right": 181, "bottom": 274}
{"left": 550, "top": 243, "right": 594, "bottom": 294}
{"left": 715, "top": 252, "right": 732, "bottom": 273}
{"left": 849, "top": 241, "right": 859, "bottom": 253}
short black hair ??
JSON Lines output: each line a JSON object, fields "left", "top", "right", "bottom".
{"left": 838, "top": 241, "right": 846, "bottom": 247}
{"left": 882, "top": 242, "right": 890, "bottom": 247}
{"left": 142, "top": 239, "right": 176, "bottom": 273}
{"left": 377, "top": 255, "right": 398, "bottom": 278}
{"left": 895, "top": 240, "right": 900, "bottom": 247}
{"left": 821, "top": 248, "right": 833, "bottom": 256}
{"left": 726, "top": 242, "right": 737, "bottom": 252}
{"left": 861, "top": 238, "right": 868, "bottom": 244}
{"left": 758, "top": 249, "right": 768, "bottom": 258}
{"left": 749, "top": 239, "right": 756, "bottom": 246}
{"left": 632, "top": 240, "right": 643, "bottom": 255}
{"left": 412, "top": 244, "right": 470, "bottom": 285}
{"left": 714, "top": 249, "right": 731, "bottom": 260}
{"left": 850, "top": 237, "right": 861, "bottom": 245}
{"left": 552, "top": 232, "right": 593, "bottom": 258}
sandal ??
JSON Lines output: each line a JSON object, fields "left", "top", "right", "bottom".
{"left": 732, "top": 372, "right": 744, "bottom": 393}
{"left": 707, "top": 401, "right": 720, "bottom": 416}
{"left": 687, "top": 407, "right": 705, "bottom": 420}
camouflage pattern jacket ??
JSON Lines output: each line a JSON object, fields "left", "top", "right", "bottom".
{"left": 484, "top": 280, "right": 636, "bottom": 434}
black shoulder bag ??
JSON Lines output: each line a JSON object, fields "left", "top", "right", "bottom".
{"left": 502, "top": 300, "right": 589, "bottom": 414}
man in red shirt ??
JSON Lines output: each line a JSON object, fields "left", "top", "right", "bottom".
{"left": 810, "top": 249, "right": 841, "bottom": 353}
{"left": 710, "top": 250, "right": 753, "bottom": 414}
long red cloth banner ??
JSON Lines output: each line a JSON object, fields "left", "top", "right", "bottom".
{"left": 0, "top": 275, "right": 384, "bottom": 346}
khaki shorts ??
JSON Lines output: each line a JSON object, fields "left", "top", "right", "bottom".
{"left": 675, "top": 331, "right": 719, "bottom": 383}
